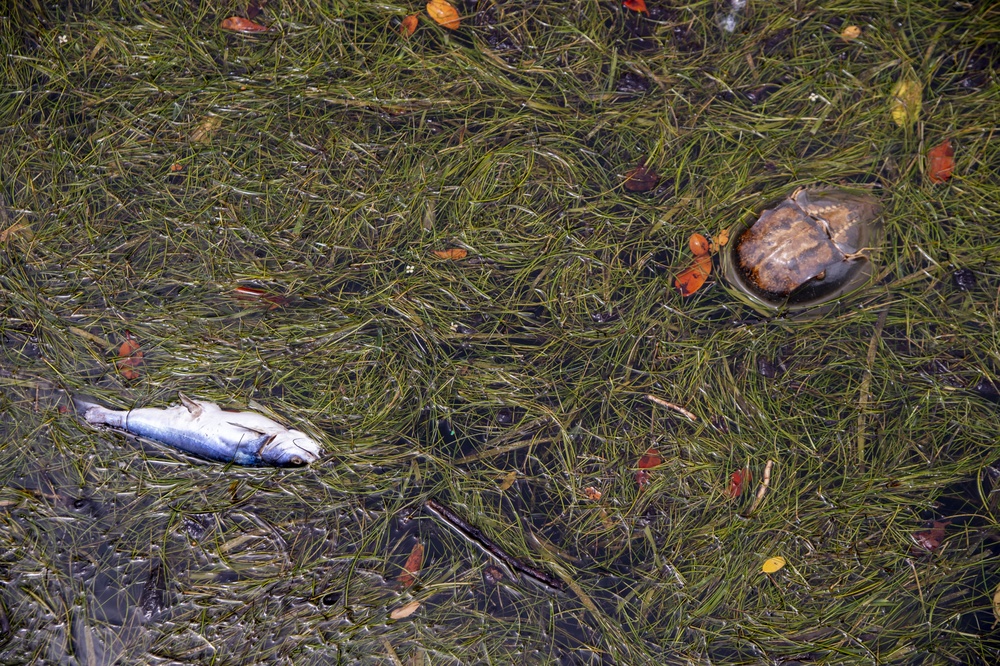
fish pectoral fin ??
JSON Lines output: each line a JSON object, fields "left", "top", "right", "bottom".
{"left": 256, "top": 434, "right": 277, "bottom": 454}
{"left": 178, "top": 393, "right": 204, "bottom": 419}
{"left": 226, "top": 421, "right": 269, "bottom": 436}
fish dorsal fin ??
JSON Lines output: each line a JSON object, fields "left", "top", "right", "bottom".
{"left": 178, "top": 393, "right": 204, "bottom": 418}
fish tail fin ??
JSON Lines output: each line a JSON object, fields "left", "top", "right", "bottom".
{"left": 71, "top": 394, "right": 105, "bottom": 415}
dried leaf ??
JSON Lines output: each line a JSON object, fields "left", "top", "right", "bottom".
{"left": 638, "top": 447, "right": 662, "bottom": 469}
{"left": 623, "top": 161, "right": 659, "bottom": 192}
{"left": 762, "top": 556, "right": 786, "bottom": 574}
{"left": 674, "top": 254, "right": 712, "bottom": 297}
{"left": 927, "top": 139, "right": 955, "bottom": 184}
{"left": 169, "top": 162, "right": 184, "bottom": 172}
{"left": 116, "top": 332, "right": 143, "bottom": 381}
{"left": 400, "top": 14, "right": 419, "bottom": 37}
{"left": 0, "top": 222, "right": 32, "bottom": 243}
{"left": 993, "top": 582, "right": 1000, "bottom": 628}
{"left": 725, "top": 468, "right": 750, "bottom": 499}
{"left": 233, "top": 285, "right": 290, "bottom": 310}
{"left": 635, "top": 469, "right": 651, "bottom": 489}
{"left": 219, "top": 16, "right": 269, "bottom": 32}
{"left": 840, "top": 25, "right": 861, "bottom": 41}
{"left": 689, "top": 233, "right": 710, "bottom": 256}
{"left": 426, "top": 0, "right": 460, "bottom": 30}
{"left": 398, "top": 542, "right": 424, "bottom": 588}
{"left": 912, "top": 520, "right": 948, "bottom": 553}
{"left": 191, "top": 116, "right": 222, "bottom": 144}
{"left": 498, "top": 469, "right": 517, "bottom": 490}
{"left": 583, "top": 486, "right": 602, "bottom": 501}
{"left": 390, "top": 600, "right": 421, "bottom": 619}
{"left": 889, "top": 75, "right": 922, "bottom": 127}
{"left": 623, "top": 0, "right": 648, "bottom": 14}
{"left": 432, "top": 248, "right": 467, "bottom": 260}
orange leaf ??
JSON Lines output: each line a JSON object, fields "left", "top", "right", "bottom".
{"left": 398, "top": 542, "right": 424, "bottom": 588}
{"left": 689, "top": 233, "right": 710, "bottom": 256}
{"left": 927, "top": 139, "right": 955, "bottom": 184}
{"left": 583, "top": 486, "right": 602, "bottom": 500}
{"left": 116, "top": 332, "right": 143, "bottom": 381}
{"left": 725, "top": 468, "right": 751, "bottom": 499}
{"left": 623, "top": 0, "right": 648, "bottom": 14}
{"left": 432, "top": 248, "right": 468, "bottom": 260}
{"left": 219, "top": 16, "right": 269, "bottom": 32}
{"left": 674, "top": 254, "right": 712, "bottom": 297}
{"left": 638, "top": 447, "right": 662, "bottom": 469}
{"left": 426, "top": 0, "right": 460, "bottom": 30}
{"left": 623, "top": 160, "right": 658, "bottom": 192}
{"left": 400, "top": 14, "right": 419, "bottom": 37}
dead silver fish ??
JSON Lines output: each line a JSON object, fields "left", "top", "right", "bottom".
{"left": 75, "top": 393, "right": 321, "bottom": 467}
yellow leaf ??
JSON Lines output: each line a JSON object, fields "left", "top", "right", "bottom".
{"left": 0, "top": 222, "right": 32, "bottom": 242}
{"left": 761, "top": 556, "right": 786, "bottom": 574}
{"left": 993, "top": 582, "right": 1000, "bottom": 628}
{"left": 840, "top": 25, "right": 861, "bottom": 41}
{"left": 390, "top": 600, "right": 421, "bottom": 619}
{"left": 426, "top": 0, "right": 460, "bottom": 30}
{"left": 889, "top": 76, "right": 922, "bottom": 127}
{"left": 191, "top": 116, "right": 222, "bottom": 144}
{"left": 498, "top": 469, "right": 517, "bottom": 491}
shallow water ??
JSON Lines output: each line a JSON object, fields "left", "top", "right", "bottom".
{"left": 2, "top": 0, "right": 1000, "bottom": 664}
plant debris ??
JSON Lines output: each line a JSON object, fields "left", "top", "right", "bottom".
{"left": 927, "top": 139, "right": 955, "bottom": 184}
{"left": 426, "top": 0, "right": 460, "bottom": 30}
{"left": 220, "top": 16, "right": 269, "bottom": 33}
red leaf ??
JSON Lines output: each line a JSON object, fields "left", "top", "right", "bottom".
{"left": 398, "top": 542, "right": 424, "bottom": 588}
{"left": 674, "top": 254, "right": 712, "bottom": 297}
{"left": 220, "top": 16, "right": 269, "bottom": 32}
{"left": 927, "top": 139, "right": 955, "bottom": 184}
{"left": 116, "top": 332, "right": 143, "bottom": 381}
{"left": 725, "top": 468, "right": 751, "bottom": 499}
{"left": 623, "top": 0, "right": 648, "bottom": 14}
{"left": 623, "top": 160, "right": 658, "bottom": 192}
{"left": 233, "top": 285, "right": 290, "bottom": 310}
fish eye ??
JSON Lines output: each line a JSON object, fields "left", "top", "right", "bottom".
{"left": 289, "top": 456, "right": 304, "bottom": 467}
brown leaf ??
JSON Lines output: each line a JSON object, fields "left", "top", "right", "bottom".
{"left": 432, "top": 248, "right": 467, "bottom": 260}
{"left": 927, "top": 139, "right": 955, "bottom": 184}
{"left": 674, "top": 254, "right": 712, "bottom": 297}
{"left": 219, "top": 16, "right": 269, "bottom": 32}
{"left": 638, "top": 447, "right": 662, "bottom": 469}
{"left": 689, "top": 233, "right": 709, "bottom": 256}
{"left": 583, "top": 486, "right": 602, "bottom": 500}
{"left": 623, "top": 161, "right": 659, "bottom": 192}
{"left": 169, "top": 162, "right": 184, "bottom": 172}
{"left": 911, "top": 520, "right": 949, "bottom": 553}
{"left": 426, "top": 0, "right": 460, "bottom": 30}
{"left": 398, "top": 542, "right": 424, "bottom": 588}
{"left": 116, "top": 332, "right": 143, "bottom": 381}
{"left": 400, "top": 14, "right": 419, "bottom": 37}
{"left": 710, "top": 227, "right": 730, "bottom": 252}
